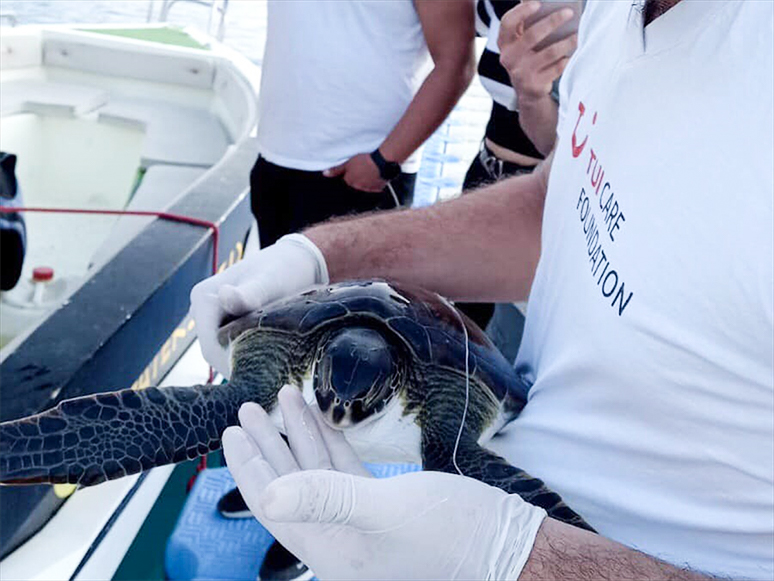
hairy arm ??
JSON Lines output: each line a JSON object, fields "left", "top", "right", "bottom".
{"left": 498, "top": 2, "right": 577, "bottom": 155}
{"left": 306, "top": 152, "right": 553, "bottom": 303}
{"left": 517, "top": 94, "right": 560, "bottom": 156}
{"left": 521, "top": 519, "right": 715, "bottom": 580}
{"left": 378, "top": 0, "right": 476, "bottom": 164}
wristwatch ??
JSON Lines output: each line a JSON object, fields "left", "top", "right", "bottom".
{"left": 370, "top": 148, "right": 401, "bottom": 182}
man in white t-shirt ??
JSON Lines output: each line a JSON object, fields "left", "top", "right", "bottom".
{"left": 191, "top": 0, "right": 773, "bottom": 578}
{"left": 250, "top": 1, "right": 475, "bottom": 249}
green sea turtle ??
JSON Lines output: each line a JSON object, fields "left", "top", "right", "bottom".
{"left": 0, "top": 280, "right": 592, "bottom": 530}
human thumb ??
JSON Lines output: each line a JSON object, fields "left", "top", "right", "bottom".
{"left": 218, "top": 276, "right": 273, "bottom": 316}
{"left": 322, "top": 163, "right": 346, "bottom": 178}
{"left": 261, "top": 470, "right": 380, "bottom": 527}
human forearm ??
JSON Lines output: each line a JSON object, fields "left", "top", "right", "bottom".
{"left": 521, "top": 518, "right": 715, "bottom": 581}
{"left": 380, "top": 0, "right": 475, "bottom": 164}
{"left": 304, "top": 167, "right": 547, "bottom": 303}
{"left": 380, "top": 61, "right": 474, "bottom": 164}
{"left": 518, "top": 94, "right": 559, "bottom": 156}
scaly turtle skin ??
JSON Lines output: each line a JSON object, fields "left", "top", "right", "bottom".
{"left": 0, "top": 280, "right": 592, "bottom": 531}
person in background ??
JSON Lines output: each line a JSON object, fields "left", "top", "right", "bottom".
{"left": 455, "top": 0, "right": 577, "bottom": 337}
{"left": 221, "top": 2, "right": 475, "bottom": 578}
{"left": 192, "top": 0, "right": 774, "bottom": 578}
{"left": 251, "top": 1, "right": 475, "bottom": 250}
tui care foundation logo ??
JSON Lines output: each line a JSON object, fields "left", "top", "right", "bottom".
{"left": 569, "top": 101, "right": 634, "bottom": 317}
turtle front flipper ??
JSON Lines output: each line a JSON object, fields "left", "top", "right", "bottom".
{"left": 0, "top": 382, "right": 254, "bottom": 486}
{"left": 0, "top": 323, "right": 306, "bottom": 487}
{"left": 421, "top": 425, "right": 594, "bottom": 532}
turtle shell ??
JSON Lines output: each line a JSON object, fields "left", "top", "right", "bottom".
{"left": 218, "top": 280, "right": 523, "bottom": 403}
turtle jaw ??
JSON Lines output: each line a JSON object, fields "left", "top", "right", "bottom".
{"left": 312, "top": 327, "right": 397, "bottom": 430}
{"left": 313, "top": 384, "right": 393, "bottom": 430}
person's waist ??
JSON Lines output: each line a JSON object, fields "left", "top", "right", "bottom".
{"left": 257, "top": 140, "right": 422, "bottom": 174}
{"left": 482, "top": 138, "right": 540, "bottom": 172}
{"left": 484, "top": 102, "right": 545, "bottom": 162}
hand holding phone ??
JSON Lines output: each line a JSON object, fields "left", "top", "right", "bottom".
{"left": 498, "top": 1, "right": 581, "bottom": 102}
{"left": 524, "top": 0, "right": 582, "bottom": 52}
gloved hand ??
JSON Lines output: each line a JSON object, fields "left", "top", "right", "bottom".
{"left": 189, "top": 234, "right": 329, "bottom": 378}
{"left": 222, "top": 386, "right": 547, "bottom": 580}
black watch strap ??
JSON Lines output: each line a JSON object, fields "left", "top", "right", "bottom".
{"left": 370, "top": 149, "right": 401, "bottom": 182}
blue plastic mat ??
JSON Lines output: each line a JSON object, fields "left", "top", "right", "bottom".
{"left": 165, "top": 464, "right": 421, "bottom": 581}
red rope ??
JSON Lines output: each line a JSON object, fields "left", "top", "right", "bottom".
{"left": 1, "top": 205, "right": 218, "bottom": 484}
{"left": 0, "top": 206, "right": 219, "bottom": 275}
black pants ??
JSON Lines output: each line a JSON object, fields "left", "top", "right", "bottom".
{"left": 455, "top": 144, "right": 535, "bottom": 331}
{"left": 250, "top": 156, "right": 416, "bottom": 248}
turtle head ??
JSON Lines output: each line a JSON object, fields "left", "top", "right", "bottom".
{"left": 313, "top": 327, "right": 399, "bottom": 429}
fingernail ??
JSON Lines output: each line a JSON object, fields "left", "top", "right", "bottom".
{"left": 218, "top": 284, "right": 245, "bottom": 315}
{"left": 238, "top": 401, "right": 268, "bottom": 426}
{"left": 278, "top": 384, "right": 304, "bottom": 407}
{"left": 222, "top": 426, "right": 254, "bottom": 465}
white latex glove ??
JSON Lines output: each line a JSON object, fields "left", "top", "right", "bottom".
{"left": 222, "top": 386, "right": 546, "bottom": 580}
{"left": 189, "top": 234, "right": 328, "bottom": 378}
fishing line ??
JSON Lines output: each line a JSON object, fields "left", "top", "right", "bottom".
{"left": 443, "top": 299, "right": 470, "bottom": 478}
{"left": 387, "top": 182, "right": 401, "bottom": 208}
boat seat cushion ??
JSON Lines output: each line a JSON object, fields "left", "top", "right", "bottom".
{"left": 88, "top": 165, "right": 207, "bottom": 270}
{"left": 97, "top": 98, "right": 231, "bottom": 168}
{"left": 0, "top": 80, "right": 109, "bottom": 117}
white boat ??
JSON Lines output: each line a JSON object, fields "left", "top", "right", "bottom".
{"left": 0, "top": 20, "right": 260, "bottom": 355}
{"left": 0, "top": 18, "right": 261, "bottom": 581}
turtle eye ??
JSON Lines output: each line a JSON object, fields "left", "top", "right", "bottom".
{"left": 313, "top": 328, "right": 395, "bottom": 426}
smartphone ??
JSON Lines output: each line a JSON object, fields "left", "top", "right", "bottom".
{"left": 524, "top": 0, "right": 583, "bottom": 52}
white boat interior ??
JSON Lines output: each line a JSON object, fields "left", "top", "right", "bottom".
{"left": 0, "top": 20, "right": 261, "bottom": 580}
{"left": 0, "top": 24, "right": 260, "bottom": 353}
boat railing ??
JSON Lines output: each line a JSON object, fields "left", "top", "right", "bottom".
{"left": 0, "top": 13, "right": 18, "bottom": 27}
{"left": 146, "top": 0, "right": 229, "bottom": 41}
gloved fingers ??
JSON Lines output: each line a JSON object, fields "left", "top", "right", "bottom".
{"left": 222, "top": 425, "right": 280, "bottom": 517}
{"left": 218, "top": 281, "right": 268, "bottom": 317}
{"left": 238, "top": 403, "right": 300, "bottom": 476}
{"left": 260, "top": 469, "right": 384, "bottom": 529}
{"left": 188, "top": 287, "right": 231, "bottom": 378}
{"left": 278, "top": 385, "right": 334, "bottom": 471}
{"left": 308, "top": 405, "right": 372, "bottom": 477}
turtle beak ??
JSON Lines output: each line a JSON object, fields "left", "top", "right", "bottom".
{"left": 313, "top": 369, "right": 391, "bottom": 430}
{"left": 312, "top": 328, "right": 396, "bottom": 429}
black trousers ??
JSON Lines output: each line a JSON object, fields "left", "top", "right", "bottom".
{"left": 455, "top": 144, "right": 536, "bottom": 331}
{"left": 250, "top": 156, "right": 416, "bottom": 249}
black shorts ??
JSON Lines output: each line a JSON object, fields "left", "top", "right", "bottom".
{"left": 250, "top": 156, "right": 416, "bottom": 249}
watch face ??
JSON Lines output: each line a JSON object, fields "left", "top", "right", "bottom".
{"left": 383, "top": 162, "right": 401, "bottom": 181}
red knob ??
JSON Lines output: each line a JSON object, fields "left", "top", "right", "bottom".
{"left": 32, "top": 267, "right": 54, "bottom": 282}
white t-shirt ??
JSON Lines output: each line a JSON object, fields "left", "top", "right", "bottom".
{"left": 256, "top": 1, "right": 430, "bottom": 173}
{"left": 489, "top": 1, "right": 774, "bottom": 578}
